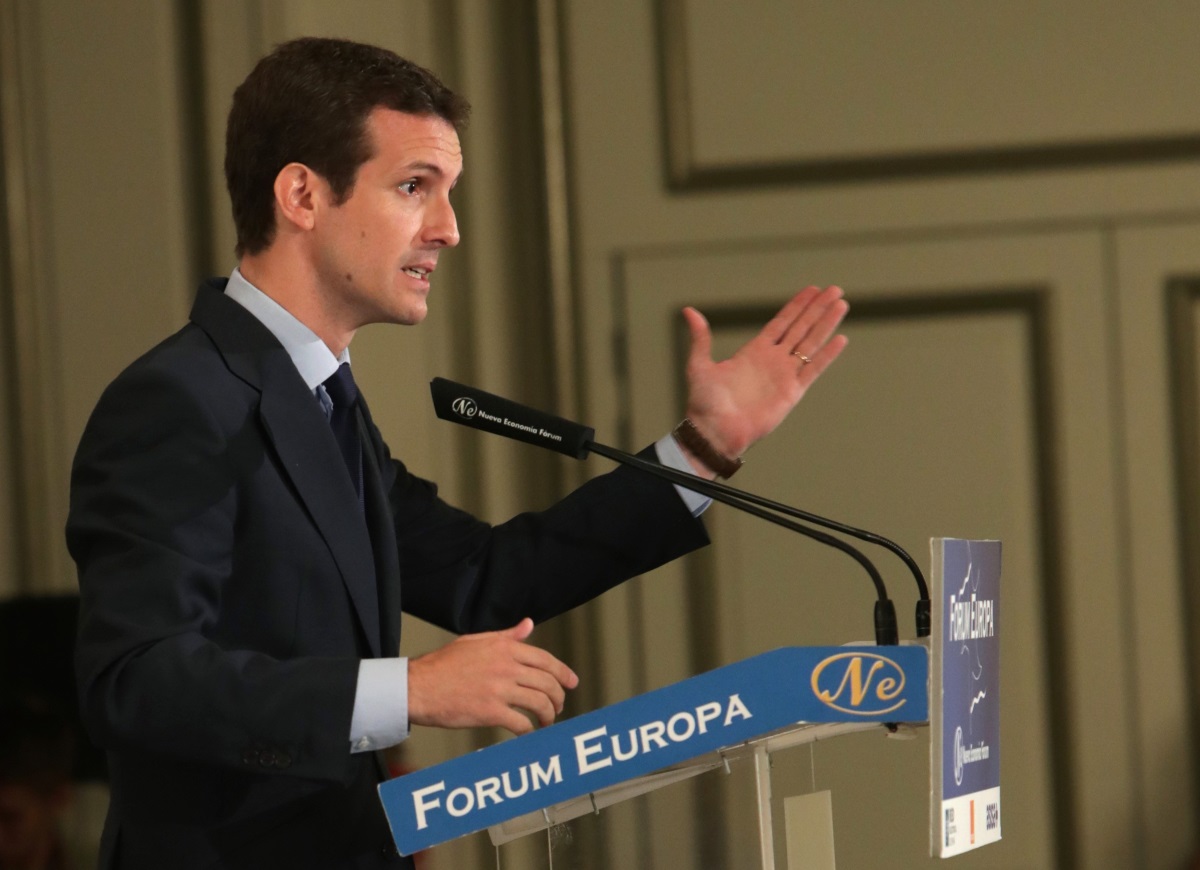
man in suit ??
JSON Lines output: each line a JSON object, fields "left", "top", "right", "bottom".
{"left": 66, "top": 37, "right": 848, "bottom": 869}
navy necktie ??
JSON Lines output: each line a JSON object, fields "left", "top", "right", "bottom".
{"left": 323, "top": 363, "right": 363, "bottom": 508}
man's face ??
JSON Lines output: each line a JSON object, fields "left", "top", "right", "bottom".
{"left": 311, "top": 108, "right": 462, "bottom": 330}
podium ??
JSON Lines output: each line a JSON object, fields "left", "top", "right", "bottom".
{"left": 378, "top": 538, "right": 1001, "bottom": 866}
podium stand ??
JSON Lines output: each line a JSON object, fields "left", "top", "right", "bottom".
{"left": 487, "top": 717, "right": 896, "bottom": 869}
{"left": 379, "top": 645, "right": 929, "bottom": 864}
{"left": 378, "top": 538, "right": 1000, "bottom": 866}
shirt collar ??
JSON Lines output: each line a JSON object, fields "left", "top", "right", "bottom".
{"left": 223, "top": 268, "right": 348, "bottom": 391}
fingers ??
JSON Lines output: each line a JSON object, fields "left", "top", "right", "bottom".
{"left": 796, "top": 333, "right": 848, "bottom": 385}
{"left": 512, "top": 639, "right": 579, "bottom": 694}
{"left": 491, "top": 642, "right": 577, "bottom": 732}
{"left": 691, "top": 285, "right": 846, "bottom": 361}
{"left": 787, "top": 303, "right": 848, "bottom": 373}
{"left": 492, "top": 704, "right": 540, "bottom": 737}
{"left": 509, "top": 684, "right": 561, "bottom": 729}
{"left": 508, "top": 650, "right": 570, "bottom": 715}
{"left": 683, "top": 306, "right": 713, "bottom": 374}
{"left": 760, "top": 285, "right": 824, "bottom": 345}
{"left": 779, "top": 286, "right": 847, "bottom": 354}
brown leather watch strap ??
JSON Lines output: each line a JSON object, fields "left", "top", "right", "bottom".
{"left": 672, "top": 418, "right": 744, "bottom": 478}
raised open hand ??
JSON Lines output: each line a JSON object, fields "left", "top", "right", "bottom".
{"left": 679, "top": 285, "right": 848, "bottom": 476}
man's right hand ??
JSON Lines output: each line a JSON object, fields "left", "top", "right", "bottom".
{"left": 407, "top": 618, "right": 578, "bottom": 736}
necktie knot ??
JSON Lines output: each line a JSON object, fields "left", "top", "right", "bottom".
{"left": 324, "top": 363, "right": 358, "bottom": 411}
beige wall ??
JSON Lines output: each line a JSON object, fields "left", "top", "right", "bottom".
{"left": 0, "top": 2, "right": 1196, "bottom": 868}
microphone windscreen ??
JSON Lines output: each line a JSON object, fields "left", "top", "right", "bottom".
{"left": 430, "top": 378, "right": 594, "bottom": 459}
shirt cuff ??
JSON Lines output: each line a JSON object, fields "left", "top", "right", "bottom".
{"left": 349, "top": 657, "right": 410, "bottom": 753}
{"left": 655, "top": 435, "right": 713, "bottom": 517}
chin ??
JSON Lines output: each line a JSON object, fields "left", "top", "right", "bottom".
{"left": 392, "top": 306, "right": 428, "bottom": 326}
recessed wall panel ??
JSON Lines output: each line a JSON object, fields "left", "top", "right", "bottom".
{"left": 614, "top": 230, "right": 1123, "bottom": 867}
{"left": 702, "top": 305, "right": 1050, "bottom": 869}
{"left": 666, "top": 0, "right": 1200, "bottom": 183}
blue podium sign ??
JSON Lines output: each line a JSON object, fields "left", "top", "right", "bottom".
{"left": 380, "top": 644, "right": 929, "bottom": 855}
{"left": 931, "top": 538, "right": 1001, "bottom": 856}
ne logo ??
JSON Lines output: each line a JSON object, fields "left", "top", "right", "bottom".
{"left": 451, "top": 397, "right": 478, "bottom": 419}
{"left": 811, "top": 652, "right": 906, "bottom": 715}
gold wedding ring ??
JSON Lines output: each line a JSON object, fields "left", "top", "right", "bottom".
{"left": 791, "top": 351, "right": 812, "bottom": 364}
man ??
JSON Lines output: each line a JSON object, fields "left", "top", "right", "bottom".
{"left": 66, "top": 37, "right": 847, "bottom": 869}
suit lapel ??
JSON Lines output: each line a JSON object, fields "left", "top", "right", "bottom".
{"left": 190, "top": 281, "right": 383, "bottom": 658}
{"left": 258, "top": 385, "right": 382, "bottom": 658}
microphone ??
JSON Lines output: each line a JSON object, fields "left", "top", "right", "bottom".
{"left": 430, "top": 377, "right": 930, "bottom": 645}
{"left": 430, "top": 377, "right": 594, "bottom": 459}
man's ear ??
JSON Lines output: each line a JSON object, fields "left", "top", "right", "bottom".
{"left": 272, "top": 163, "right": 323, "bottom": 233}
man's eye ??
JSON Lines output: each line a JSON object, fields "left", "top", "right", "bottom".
{"left": 399, "top": 180, "right": 419, "bottom": 195}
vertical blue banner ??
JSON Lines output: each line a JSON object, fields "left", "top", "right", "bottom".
{"left": 931, "top": 538, "right": 1001, "bottom": 856}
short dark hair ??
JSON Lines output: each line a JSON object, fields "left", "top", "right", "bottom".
{"left": 224, "top": 37, "right": 470, "bottom": 257}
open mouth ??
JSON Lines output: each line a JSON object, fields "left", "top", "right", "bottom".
{"left": 402, "top": 267, "right": 430, "bottom": 280}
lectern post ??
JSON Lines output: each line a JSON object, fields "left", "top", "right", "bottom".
{"left": 754, "top": 743, "right": 775, "bottom": 869}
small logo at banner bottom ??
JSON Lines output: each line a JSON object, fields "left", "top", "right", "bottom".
{"left": 811, "top": 652, "right": 907, "bottom": 715}
{"left": 954, "top": 727, "right": 965, "bottom": 785}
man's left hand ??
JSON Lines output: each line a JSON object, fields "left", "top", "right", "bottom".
{"left": 679, "top": 284, "right": 849, "bottom": 477}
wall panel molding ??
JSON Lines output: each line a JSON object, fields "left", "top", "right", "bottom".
{"left": 1165, "top": 277, "right": 1200, "bottom": 809}
{"left": 657, "top": 0, "right": 1200, "bottom": 192}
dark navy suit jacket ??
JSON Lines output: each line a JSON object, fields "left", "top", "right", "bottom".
{"left": 66, "top": 280, "right": 708, "bottom": 869}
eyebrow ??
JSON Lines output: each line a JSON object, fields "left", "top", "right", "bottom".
{"left": 406, "top": 161, "right": 446, "bottom": 175}
{"left": 404, "top": 161, "right": 462, "bottom": 179}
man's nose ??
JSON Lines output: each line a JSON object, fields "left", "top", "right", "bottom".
{"left": 424, "top": 198, "right": 460, "bottom": 248}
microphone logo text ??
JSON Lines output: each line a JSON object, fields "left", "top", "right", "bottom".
{"left": 811, "top": 652, "right": 907, "bottom": 715}
{"left": 451, "top": 397, "right": 478, "bottom": 419}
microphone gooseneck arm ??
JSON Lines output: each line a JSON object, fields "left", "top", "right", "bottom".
{"left": 585, "top": 441, "right": 899, "bottom": 647}
{"left": 590, "top": 442, "right": 931, "bottom": 638}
